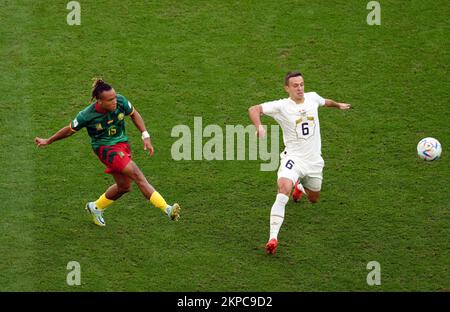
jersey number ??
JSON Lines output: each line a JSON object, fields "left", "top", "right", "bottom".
{"left": 301, "top": 122, "right": 309, "bottom": 136}
{"left": 108, "top": 126, "right": 117, "bottom": 136}
{"left": 285, "top": 159, "right": 295, "bottom": 170}
{"left": 296, "top": 121, "right": 314, "bottom": 139}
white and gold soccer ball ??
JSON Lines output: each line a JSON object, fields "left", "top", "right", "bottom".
{"left": 417, "top": 137, "right": 442, "bottom": 161}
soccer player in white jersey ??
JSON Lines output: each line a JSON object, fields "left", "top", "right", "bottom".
{"left": 248, "top": 72, "right": 351, "bottom": 254}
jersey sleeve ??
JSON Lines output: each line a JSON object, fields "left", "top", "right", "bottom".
{"left": 312, "top": 92, "right": 326, "bottom": 106}
{"left": 69, "top": 111, "right": 87, "bottom": 132}
{"left": 120, "top": 94, "right": 135, "bottom": 116}
{"left": 260, "top": 99, "right": 283, "bottom": 117}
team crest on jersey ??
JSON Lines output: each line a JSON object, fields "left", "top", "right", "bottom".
{"left": 96, "top": 123, "right": 103, "bottom": 131}
{"left": 118, "top": 113, "right": 124, "bottom": 121}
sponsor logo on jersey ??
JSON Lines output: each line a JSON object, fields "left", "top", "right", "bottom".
{"left": 107, "top": 120, "right": 114, "bottom": 124}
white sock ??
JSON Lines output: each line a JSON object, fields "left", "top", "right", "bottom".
{"left": 269, "top": 193, "right": 289, "bottom": 240}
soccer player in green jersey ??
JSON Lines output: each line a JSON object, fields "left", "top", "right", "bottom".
{"left": 35, "top": 78, "right": 180, "bottom": 226}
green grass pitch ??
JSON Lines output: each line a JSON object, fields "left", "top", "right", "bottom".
{"left": 0, "top": 0, "right": 448, "bottom": 291}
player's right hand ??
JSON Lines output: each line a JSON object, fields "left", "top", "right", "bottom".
{"left": 35, "top": 137, "right": 50, "bottom": 148}
{"left": 256, "top": 125, "right": 266, "bottom": 138}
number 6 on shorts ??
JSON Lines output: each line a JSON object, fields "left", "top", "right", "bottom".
{"left": 285, "top": 159, "right": 295, "bottom": 169}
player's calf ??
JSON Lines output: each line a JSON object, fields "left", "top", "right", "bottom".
{"left": 117, "top": 185, "right": 132, "bottom": 195}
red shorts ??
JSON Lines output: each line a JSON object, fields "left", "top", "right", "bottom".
{"left": 94, "top": 142, "right": 132, "bottom": 174}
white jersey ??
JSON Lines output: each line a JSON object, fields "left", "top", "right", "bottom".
{"left": 261, "top": 92, "right": 326, "bottom": 165}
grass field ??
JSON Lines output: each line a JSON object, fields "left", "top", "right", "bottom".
{"left": 0, "top": 0, "right": 449, "bottom": 291}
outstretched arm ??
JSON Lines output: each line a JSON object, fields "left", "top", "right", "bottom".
{"left": 35, "top": 125, "right": 75, "bottom": 148}
{"left": 248, "top": 105, "right": 266, "bottom": 137}
{"left": 324, "top": 99, "right": 351, "bottom": 110}
{"left": 130, "top": 109, "right": 154, "bottom": 156}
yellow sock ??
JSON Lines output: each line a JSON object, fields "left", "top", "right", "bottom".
{"left": 150, "top": 191, "right": 168, "bottom": 212}
{"left": 95, "top": 193, "right": 114, "bottom": 211}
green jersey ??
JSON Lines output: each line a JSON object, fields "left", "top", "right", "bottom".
{"left": 70, "top": 94, "right": 135, "bottom": 149}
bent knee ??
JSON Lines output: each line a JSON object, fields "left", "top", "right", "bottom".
{"left": 278, "top": 185, "right": 293, "bottom": 196}
{"left": 123, "top": 161, "right": 143, "bottom": 180}
{"left": 308, "top": 193, "right": 320, "bottom": 203}
{"left": 309, "top": 197, "right": 319, "bottom": 204}
{"left": 306, "top": 190, "right": 320, "bottom": 203}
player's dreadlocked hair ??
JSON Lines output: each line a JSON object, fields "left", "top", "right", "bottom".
{"left": 91, "top": 77, "right": 112, "bottom": 101}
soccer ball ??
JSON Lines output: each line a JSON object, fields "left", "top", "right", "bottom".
{"left": 417, "top": 137, "right": 442, "bottom": 161}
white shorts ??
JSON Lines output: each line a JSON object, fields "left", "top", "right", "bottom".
{"left": 277, "top": 152, "right": 324, "bottom": 192}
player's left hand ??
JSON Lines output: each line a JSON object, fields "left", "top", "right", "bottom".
{"left": 338, "top": 103, "right": 351, "bottom": 110}
{"left": 143, "top": 138, "right": 154, "bottom": 156}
